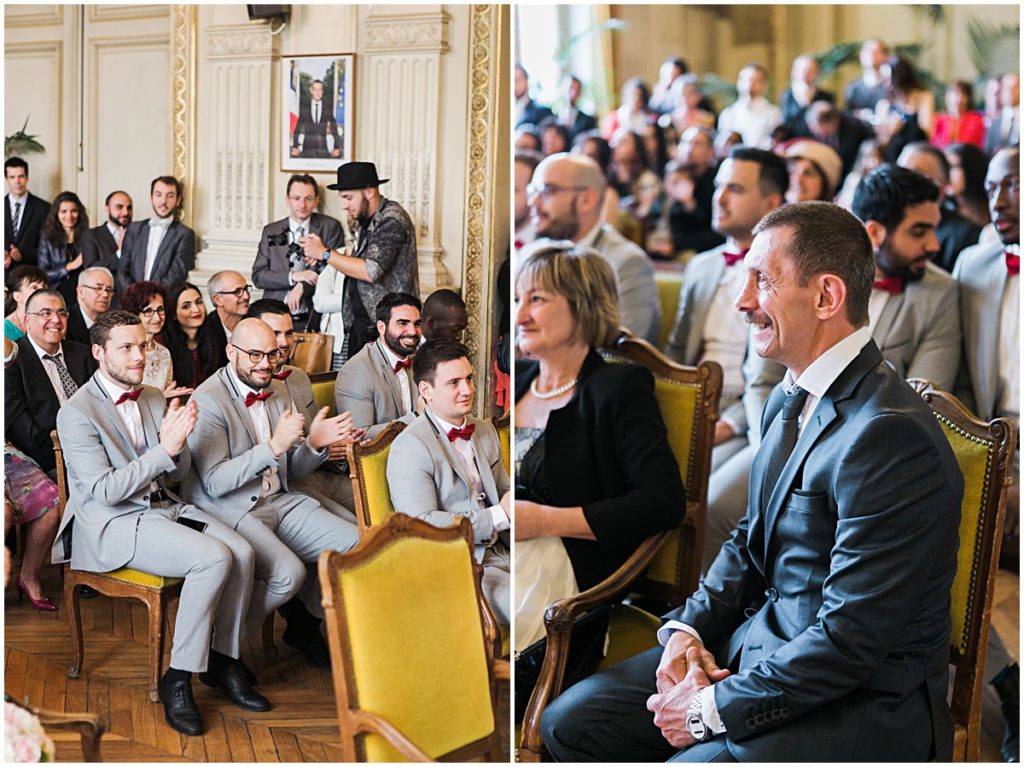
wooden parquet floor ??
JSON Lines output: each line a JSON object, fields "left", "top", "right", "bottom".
{"left": 4, "top": 567, "right": 512, "bottom": 762}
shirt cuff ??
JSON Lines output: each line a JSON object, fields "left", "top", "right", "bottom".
{"left": 657, "top": 620, "right": 703, "bottom": 647}
{"left": 703, "top": 685, "right": 726, "bottom": 735}
{"left": 288, "top": 272, "right": 294, "bottom": 286}
{"left": 719, "top": 414, "right": 740, "bottom": 436}
{"left": 489, "top": 504, "right": 510, "bottom": 533}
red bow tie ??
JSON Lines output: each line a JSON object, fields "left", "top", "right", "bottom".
{"left": 393, "top": 358, "right": 412, "bottom": 374}
{"left": 722, "top": 250, "right": 748, "bottom": 267}
{"left": 244, "top": 390, "right": 272, "bottom": 407}
{"left": 447, "top": 424, "right": 476, "bottom": 442}
{"left": 1007, "top": 251, "right": 1020, "bottom": 276}
{"left": 514, "top": 238, "right": 524, "bottom": 251}
{"left": 272, "top": 369, "right": 292, "bottom": 381}
{"left": 115, "top": 389, "right": 141, "bottom": 405}
{"left": 873, "top": 276, "right": 905, "bottom": 294}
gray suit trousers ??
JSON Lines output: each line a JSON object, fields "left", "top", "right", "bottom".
{"left": 482, "top": 537, "right": 511, "bottom": 627}
{"left": 704, "top": 443, "right": 756, "bottom": 573}
{"left": 123, "top": 505, "right": 255, "bottom": 673}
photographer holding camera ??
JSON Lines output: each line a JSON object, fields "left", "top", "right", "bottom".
{"left": 252, "top": 174, "right": 343, "bottom": 329}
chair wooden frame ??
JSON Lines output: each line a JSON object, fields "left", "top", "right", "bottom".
{"left": 319, "top": 513, "right": 509, "bottom": 762}
{"left": 346, "top": 420, "right": 407, "bottom": 535}
{"left": 908, "top": 380, "right": 1016, "bottom": 762}
{"left": 518, "top": 335, "right": 722, "bottom": 762}
{"left": 6, "top": 694, "right": 107, "bottom": 762}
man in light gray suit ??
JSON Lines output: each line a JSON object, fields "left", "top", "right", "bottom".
{"left": 954, "top": 145, "right": 1020, "bottom": 763}
{"left": 386, "top": 340, "right": 510, "bottom": 625}
{"left": 183, "top": 318, "right": 358, "bottom": 671}
{"left": 52, "top": 311, "right": 268, "bottom": 736}
{"left": 335, "top": 292, "right": 421, "bottom": 440}
{"left": 527, "top": 153, "right": 660, "bottom": 344}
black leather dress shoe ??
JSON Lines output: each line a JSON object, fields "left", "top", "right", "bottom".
{"left": 282, "top": 626, "right": 332, "bottom": 671}
{"left": 200, "top": 663, "right": 271, "bottom": 712}
{"left": 158, "top": 675, "right": 204, "bottom": 736}
{"left": 79, "top": 585, "right": 98, "bottom": 600}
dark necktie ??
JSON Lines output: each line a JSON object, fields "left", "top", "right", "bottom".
{"left": 447, "top": 424, "right": 476, "bottom": 442}
{"left": 43, "top": 353, "right": 79, "bottom": 400}
{"left": 11, "top": 201, "right": 21, "bottom": 238}
{"left": 873, "top": 276, "right": 904, "bottom": 294}
{"left": 760, "top": 387, "right": 809, "bottom": 511}
{"left": 116, "top": 389, "right": 141, "bottom": 405}
{"left": 1006, "top": 251, "right": 1020, "bottom": 276}
{"left": 245, "top": 390, "right": 272, "bottom": 407}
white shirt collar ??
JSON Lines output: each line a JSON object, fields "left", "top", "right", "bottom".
{"left": 377, "top": 338, "right": 410, "bottom": 370}
{"left": 96, "top": 369, "right": 134, "bottom": 400}
{"left": 427, "top": 407, "right": 468, "bottom": 435}
{"left": 27, "top": 334, "right": 64, "bottom": 363}
{"left": 8, "top": 192, "right": 26, "bottom": 205}
{"left": 106, "top": 221, "right": 121, "bottom": 237}
{"left": 783, "top": 325, "right": 873, "bottom": 399}
{"left": 288, "top": 216, "right": 311, "bottom": 233}
{"left": 227, "top": 363, "right": 263, "bottom": 400}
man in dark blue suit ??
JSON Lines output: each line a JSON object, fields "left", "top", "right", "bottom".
{"left": 541, "top": 202, "right": 962, "bottom": 762}
{"left": 515, "top": 64, "right": 552, "bottom": 128}
{"left": 4, "top": 157, "right": 50, "bottom": 267}
{"left": 557, "top": 75, "right": 597, "bottom": 140}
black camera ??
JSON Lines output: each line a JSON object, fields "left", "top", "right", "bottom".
{"left": 267, "top": 231, "right": 290, "bottom": 247}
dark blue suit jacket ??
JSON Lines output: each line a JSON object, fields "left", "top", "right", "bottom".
{"left": 670, "top": 340, "right": 961, "bottom": 761}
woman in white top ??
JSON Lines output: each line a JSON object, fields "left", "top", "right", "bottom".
{"left": 118, "top": 280, "right": 192, "bottom": 397}
{"left": 312, "top": 261, "right": 347, "bottom": 369}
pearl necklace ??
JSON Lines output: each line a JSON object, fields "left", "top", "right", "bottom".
{"left": 530, "top": 377, "right": 577, "bottom": 400}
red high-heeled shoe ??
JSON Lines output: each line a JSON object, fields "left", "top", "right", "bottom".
{"left": 16, "top": 576, "right": 57, "bottom": 611}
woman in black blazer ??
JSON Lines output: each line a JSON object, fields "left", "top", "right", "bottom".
{"left": 514, "top": 243, "right": 684, "bottom": 654}
{"left": 37, "top": 191, "right": 88, "bottom": 307}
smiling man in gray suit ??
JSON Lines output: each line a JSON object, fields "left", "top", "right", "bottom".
{"left": 542, "top": 202, "right": 962, "bottom": 762}
{"left": 183, "top": 318, "right": 358, "bottom": 671}
{"left": 117, "top": 176, "right": 196, "bottom": 293}
{"left": 386, "top": 340, "right": 511, "bottom": 626}
{"left": 53, "top": 311, "right": 267, "bottom": 736}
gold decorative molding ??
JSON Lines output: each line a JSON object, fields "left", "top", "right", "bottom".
{"left": 364, "top": 12, "right": 451, "bottom": 53}
{"left": 4, "top": 5, "right": 63, "bottom": 28}
{"left": 87, "top": 5, "right": 169, "bottom": 23}
{"left": 171, "top": 5, "right": 197, "bottom": 229}
{"left": 206, "top": 24, "right": 275, "bottom": 60}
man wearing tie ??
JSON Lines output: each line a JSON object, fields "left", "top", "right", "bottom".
{"left": 4, "top": 157, "right": 51, "bottom": 267}
{"left": 291, "top": 79, "right": 341, "bottom": 159}
{"left": 52, "top": 310, "right": 267, "bottom": 736}
{"left": 117, "top": 176, "right": 196, "bottom": 293}
{"left": 81, "top": 190, "right": 133, "bottom": 277}
{"left": 386, "top": 340, "right": 510, "bottom": 625}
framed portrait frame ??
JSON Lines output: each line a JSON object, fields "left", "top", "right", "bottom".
{"left": 281, "top": 53, "right": 355, "bottom": 172}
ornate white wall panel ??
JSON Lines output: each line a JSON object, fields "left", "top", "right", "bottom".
{"left": 5, "top": 5, "right": 63, "bottom": 28}
{"left": 87, "top": 5, "right": 168, "bottom": 23}
{"left": 4, "top": 42, "right": 62, "bottom": 199}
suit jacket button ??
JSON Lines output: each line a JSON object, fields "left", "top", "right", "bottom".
{"left": 143, "top": 495, "right": 149, "bottom": 501}
{"left": 781, "top": 707, "right": 790, "bottom": 717}
{"left": 251, "top": 496, "right": 258, "bottom": 502}
{"left": 766, "top": 587, "right": 779, "bottom": 602}
{"left": 745, "top": 717, "right": 756, "bottom": 729}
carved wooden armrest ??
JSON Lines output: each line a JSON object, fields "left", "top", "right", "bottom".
{"left": 491, "top": 658, "right": 510, "bottom": 682}
{"left": 35, "top": 710, "right": 107, "bottom": 762}
{"left": 351, "top": 710, "right": 432, "bottom": 762}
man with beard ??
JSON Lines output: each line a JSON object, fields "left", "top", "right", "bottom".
{"left": 527, "top": 153, "right": 659, "bottom": 344}
{"left": 335, "top": 291, "right": 422, "bottom": 440}
{"left": 387, "top": 340, "right": 510, "bottom": 626}
{"left": 66, "top": 266, "right": 115, "bottom": 345}
{"left": 81, "top": 191, "right": 133, "bottom": 277}
{"left": 53, "top": 311, "right": 266, "bottom": 736}
{"left": 118, "top": 176, "right": 196, "bottom": 293}
{"left": 953, "top": 145, "right": 1020, "bottom": 763}
{"left": 245, "top": 298, "right": 361, "bottom": 517}
{"left": 205, "top": 270, "right": 251, "bottom": 348}
{"left": 300, "top": 161, "right": 418, "bottom": 360}
{"left": 182, "top": 318, "right": 359, "bottom": 670}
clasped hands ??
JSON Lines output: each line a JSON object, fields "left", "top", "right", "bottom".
{"left": 269, "top": 406, "right": 365, "bottom": 458}
{"left": 646, "top": 632, "right": 731, "bottom": 750}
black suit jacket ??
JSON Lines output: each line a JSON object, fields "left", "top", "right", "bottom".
{"left": 934, "top": 204, "right": 981, "bottom": 274}
{"left": 64, "top": 306, "right": 92, "bottom": 346}
{"left": 514, "top": 350, "right": 684, "bottom": 590}
{"left": 568, "top": 109, "right": 597, "bottom": 138}
{"left": 517, "top": 98, "right": 553, "bottom": 128}
{"left": 5, "top": 336, "right": 97, "bottom": 472}
{"left": 81, "top": 224, "right": 120, "bottom": 275}
{"left": 117, "top": 219, "right": 196, "bottom": 292}
{"left": 252, "top": 213, "right": 343, "bottom": 309}
{"left": 780, "top": 87, "right": 834, "bottom": 134}
{"left": 4, "top": 193, "right": 50, "bottom": 266}
{"left": 292, "top": 101, "right": 341, "bottom": 158}
{"left": 670, "top": 341, "right": 960, "bottom": 761}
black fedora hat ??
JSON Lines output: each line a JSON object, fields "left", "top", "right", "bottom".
{"left": 326, "top": 161, "right": 389, "bottom": 191}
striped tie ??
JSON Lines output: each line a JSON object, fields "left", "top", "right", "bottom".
{"left": 43, "top": 353, "right": 79, "bottom": 400}
{"left": 11, "top": 201, "right": 21, "bottom": 238}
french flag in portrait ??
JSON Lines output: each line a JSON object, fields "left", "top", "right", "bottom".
{"left": 289, "top": 61, "right": 300, "bottom": 137}
{"left": 334, "top": 59, "right": 346, "bottom": 128}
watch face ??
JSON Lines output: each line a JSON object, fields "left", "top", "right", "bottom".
{"left": 687, "top": 714, "right": 709, "bottom": 741}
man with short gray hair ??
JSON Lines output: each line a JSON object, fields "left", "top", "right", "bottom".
{"left": 66, "top": 266, "right": 115, "bottom": 346}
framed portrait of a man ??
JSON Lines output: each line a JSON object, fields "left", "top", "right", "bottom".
{"left": 281, "top": 53, "right": 355, "bottom": 171}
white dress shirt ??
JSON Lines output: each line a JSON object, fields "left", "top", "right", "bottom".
{"left": 379, "top": 343, "right": 413, "bottom": 415}
{"left": 96, "top": 371, "right": 161, "bottom": 493}
{"left": 144, "top": 217, "right": 173, "bottom": 280}
{"left": 227, "top": 366, "right": 281, "bottom": 496}
{"left": 106, "top": 221, "right": 124, "bottom": 259}
{"left": 717, "top": 97, "right": 782, "bottom": 149}
{"left": 286, "top": 217, "right": 310, "bottom": 286}
{"left": 699, "top": 260, "right": 749, "bottom": 402}
{"left": 28, "top": 336, "right": 71, "bottom": 405}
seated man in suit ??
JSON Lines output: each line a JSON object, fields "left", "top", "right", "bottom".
{"left": 52, "top": 311, "right": 267, "bottom": 736}
{"left": 558, "top": 75, "right": 597, "bottom": 140}
{"left": 5, "top": 288, "right": 96, "bottom": 474}
{"left": 421, "top": 288, "right": 468, "bottom": 344}
{"left": 81, "top": 190, "right": 133, "bottom": 277}
{"left": 515, "top": 64, "right": 553, "bottom": 128}
{"left": 117, "top": 176, "right": 196, "bottom": 293}
{"left": 542, "top": 201, "right": 962, "bottom": 762}
{"left": 335, "top": 292, "right": 421, "bottom": 440}
{"left": 246, "top": 298, "right": 359, "bottom": 517}
{"left": 65, "top": 266, "right": 114, "bottom": 345}
{"left": 204, "top": 270, "right": 251, "bottom": 348}
{"left": 253, "top": 175, "right": 342, "bottom": 326}
{"left": 386, "top": 340, "right": 510, "bottom": 625}
{"left": 183, "top": 318, "right": 358, "bottom": 670}
{"left": 4, "top": 156, "right": 50, "bottom": 267}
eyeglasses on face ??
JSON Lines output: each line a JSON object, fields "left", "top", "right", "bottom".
{"left": 216, "top": 285, "right": 252, "bottom": 299}
{"left": 27, "top": 309, "right": 70, "bottom": 320}
{"left": 526, "top": 183, "right": 587, "bottom": 201}
{"left": 139, "top": 306, "right": 167, "bottom": 318}
{"left": 231, "top": 344, "right": 285, "bottom": 364}
{"left": 81, "top": 284, "right": 115, "bottom": 296}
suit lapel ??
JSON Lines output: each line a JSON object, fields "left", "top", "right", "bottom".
{"left": 687, "top": 251, "right": 726, "bottom": 361}
{"left": 152, "top": 222, "right": 180, "bottom": 278}
{"left": 973, "top": 253, "right": 1006, "bottom": 416}
{"left": 88, "top": 376, "right": 140, "bottom": 459}
{"left": 427, "top": 413, "right": 477, "bottom": 495}
{"left": 221, "top": 368, "right": 262, "bottom": 448}
{"left": 871, "top": 289, "right": 903, "bottom": 350}
{"left": 373, "top": 341, "right": 406, "bottom": 414}
{"left": 469, "top": 422, "right": 500, "bottom": 504}
{"left": 133, "top": 225, "right": 151, "bottom": 280}
{"left": 265, "top": 380, "right": 290, "bottom": 487}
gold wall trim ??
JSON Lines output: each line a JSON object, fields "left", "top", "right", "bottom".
{"left": 171, "top": 5, "right": 197, "bottom": 229}
{"left": 5, "top": 5, "right": 63, "bottom": 28}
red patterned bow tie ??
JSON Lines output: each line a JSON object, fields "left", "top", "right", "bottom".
{"left": 115, "top": 389, "right": 141, "bottom": 405}
{"left": 393, "top": 358, "right": 412, "bottom": 374}
{"left": 1007, "top": 251, "right": 1020, "bottom": 276}
{"left": 245, "top": 390, "right": 272, "bottom": 407}
{"left": 447, "top": 424, "right": 476, "bottom": 442}
{"left": 722, "top": 249, "right": 748, "bottom": 267}
{"left": 873, "top": 276, "right": 905, "bottom": 294}
{"left": 272, "top": 369, "right": 292, "bottom": 381}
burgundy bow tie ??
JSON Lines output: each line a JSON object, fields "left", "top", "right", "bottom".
{"left": 393, "top": 358, "right": 412, "bottom": 374}
{"left": 722, "top": 249, "right": 748, "bottom": 267}
{"left": 447, "top": 424, "right": 476, "bottom": 443}
{"left": 1007, "top": 251, "right": 1020, "bottom": 276}
{"left": 115, "top": 389, "right": 141, "bottom": 405}
{"left": 272, "top": 369, "right": 292, "bottom": 381}
{"left": 514, "top": 238, "right": 524, "bottom": 251}
{"left": 245, "top": 390, "right": 272, "bottom": 407}
{"left": 873, "top": 276, "right": 905, "bottom": 294}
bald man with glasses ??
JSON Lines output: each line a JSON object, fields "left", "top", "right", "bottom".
{"left": 66, "top": 266, "right": 115, "bottom": 345}
{"left": 204, "top": 270, "right": 252, "bottom": 352}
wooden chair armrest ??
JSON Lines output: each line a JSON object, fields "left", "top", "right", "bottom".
{"left": 491, "top": 658, "right": 510, "bottom": 682}
{"left": 351, "top": 710, "right": 432, "bottom": 762}
{"left": 35, "top": 710, "right": 107, "bottom": 762}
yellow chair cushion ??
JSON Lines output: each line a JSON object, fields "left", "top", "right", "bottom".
{"left": 361, "top": 445, "right": 396, "bottom": 527}
{"left": 336, "top": 535, "right": 494, "bottom": 761}
{"left": 85, "top": 568, "right": 183, "bottom": 590}
{"left": 938, "top": 416, "right": 994, "bottom": 655}
{"left": 497, "top": 424, "right": 510, "bottom": 476}
{"left": 654, "top": 271, "right": 684, "bottom": 350}
{"left": 598, "top": 603, "right": 662, "bottom": 671}
{"left": 312, "top": 381, "right": 335, "bottom": 415}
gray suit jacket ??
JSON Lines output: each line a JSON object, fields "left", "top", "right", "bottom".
{"left": 117, "top": 219, "right": 196, "bottom": 292}
{"left": 252, "top": 213, "right": 343, "bottom": 306}
{"left": 52, "top": 375, "right": 191, "bottom": 571}
{"left": 581, "top": 225, "right": 660, "bottom": 345}
{"left": 334, "top": 339, "right": 416, "bottom": 439}
{"left": 386, "top": 410, "right": 508, "bottom": 560}
{"left": 181, "top": 367, "right": 327, "bottom": 528}
{"left": 743, "top": 261, "right": 962, "bottom": 443}
{"left": 953, "top": 240, "right": 1011, "bottom": 420}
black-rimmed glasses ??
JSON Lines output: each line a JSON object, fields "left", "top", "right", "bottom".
{"left": 215, "top": 285, "right": 252, "bottom": 299}
{"left": 231, "top": 344, "right": 285, "bottom": 364}
{"left": 26, "top": 309, "right": 70, "bottom": 320}
{"left": 139, "top": 306, "right": 167, "bottom": 318}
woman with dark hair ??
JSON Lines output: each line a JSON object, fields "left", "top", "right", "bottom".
{"left": 875, "top": 56, "right": 934, "bottom": 161}
{"left": 159, "top": 282, "right": 225, "bottom": 389}
{"left": 4, "top": 265, "right": 47, "bottom": 342}
{"left": 603, "top": 77, "right": 656, "bottom": 138}
{"left": 944, "top": 142, "right": 992, "bottom": 229}
{"left": 641, "top": 122, "right": 669, "bottom": 178}
{"left": 119, "top": 280, "right": 194, "bottom": 396}
{"left": 932, "top": 80, "right": 985, "bottom": 149}
{"left": 572, "top": 131, "right": 622, "bottom": 227}
{"left": 538, "top": 117, "right": 572, "bottom": 157}
{"left": 37, "top": 191, "right": 89, "bottom": 306}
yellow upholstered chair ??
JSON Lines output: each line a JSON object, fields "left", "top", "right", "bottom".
{"left": 908, "top": 380, "right": 1016, "bottom": 762}
{"left": 653, "top": 270, "right": 684, "bottom": 349}
{"left": 309, "top": 369, "right": 338, "bottom": 415}
{"left": 319, "top": 513, "right": 509, "bottom": 762}
{"left": 346, "top": 421, "right": 407, "bottom": 536}
{"left": 493, "top": 410, "right": 510, "bottom": 475}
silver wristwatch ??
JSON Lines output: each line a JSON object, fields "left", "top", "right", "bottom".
{"left": 686, "top": 688, "right": 712, "bottom": 742}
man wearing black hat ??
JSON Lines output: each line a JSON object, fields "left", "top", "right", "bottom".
{"left": 301, "top": 161, "right": 418, "bottom": 360}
